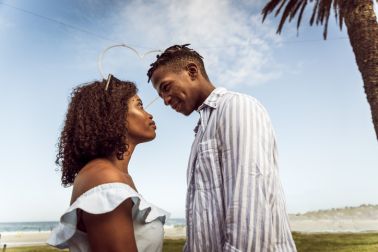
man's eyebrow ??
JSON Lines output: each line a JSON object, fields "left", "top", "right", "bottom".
{"left": 156, "top": 81, "right": 168, "bottom": 96}
{"left": 137, "top": 98, "right": 143, "bottom": 103}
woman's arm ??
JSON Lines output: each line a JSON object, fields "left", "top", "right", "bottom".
{"left": 82, "top": 198, "right": 137, "bottom": 252}
{"left": 72, "top": 160, "right": 138, "bottom": 252}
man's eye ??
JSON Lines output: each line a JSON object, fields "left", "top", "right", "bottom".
{"left": 162, "top": 84, "right": 170, "bottom": 92}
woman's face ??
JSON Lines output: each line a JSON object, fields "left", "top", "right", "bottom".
{"left": 126, "top": 95, "right": 156, "bottom": 145}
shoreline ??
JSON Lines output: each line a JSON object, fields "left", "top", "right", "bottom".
{"left": 1, "top": 224, "right": 378, "bottom": 248}
{"left": 0, "top": 228, "right": 187, "bottom": 248}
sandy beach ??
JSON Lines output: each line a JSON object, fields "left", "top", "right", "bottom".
{"left": 290, "top": 219, "right": 378, "bottom": 233}
{"left": 2, "top": 220, "right": 378, "bottom": 248}
{"left": 0, "top": 231, "right": 51, "bottom": 247}
{"left": 164, "top": 226, "right": 186, "bottom": 239}
{"left": 0, "top": 227, "right": 186, "bottom": 248}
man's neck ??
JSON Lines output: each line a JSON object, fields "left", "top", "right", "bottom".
{"left": 196, "top": 81, "right": 216, "bottom": 109}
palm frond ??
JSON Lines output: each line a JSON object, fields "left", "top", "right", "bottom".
{"left": 310, "top": 0, "right": 320, "bottom": 25}
{"left": 289, "top": 1, "right": 305, "bottom": 22}
{"left": 275, "top": 0, "right": 288, "bottom": 17}
{"left": 262, "top": 0, "right": 355, "bottom": 39}
{"left": 318, "top": 0, "right": 332, "bottom": 39}
{"left": 333, "top": 0, "right": 342, "bottom": 30}
{"left": 262, "top": 0, "right": 283, "bottom": 22}
{"left": 295, "top": 1, "right": 308, "bottom": 30}
{"left": 277, "top": 0, "right": 302, "bottom": 34}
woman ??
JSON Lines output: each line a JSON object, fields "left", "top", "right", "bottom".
{"left": 48, "top": 76, "right": 168, "bottom": 252}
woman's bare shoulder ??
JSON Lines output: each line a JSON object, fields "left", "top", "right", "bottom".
{"left": 70, "top": 159, "right": 128, "bottom": 204}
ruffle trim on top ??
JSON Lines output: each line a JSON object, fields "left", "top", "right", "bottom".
{"left": 47, "top": 182, "right": 169, "bottom": 248}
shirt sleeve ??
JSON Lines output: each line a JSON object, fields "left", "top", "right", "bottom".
{"left": 217, "top": 94, "right": 278, "bottom": 251}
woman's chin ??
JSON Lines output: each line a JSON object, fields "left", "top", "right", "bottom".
{"left": 149, "top": 133, "right": 157, "bottom": 141}
{"left": 141, "top": 133, "right": 156, "bottom": 143}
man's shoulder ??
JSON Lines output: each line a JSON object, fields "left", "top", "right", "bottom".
{"left": 217, "top": 89, "right": 264, "bottom": 110}
{"left": 214, "top": 89, "right": 275, "bottom": 132}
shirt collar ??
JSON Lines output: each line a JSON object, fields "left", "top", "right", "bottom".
{"left": 196, "top": 87, "right": 227, "bottom": 112}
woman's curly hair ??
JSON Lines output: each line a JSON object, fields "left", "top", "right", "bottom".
{"left": 56, "top": 77, "right": 138, "bottom": 187}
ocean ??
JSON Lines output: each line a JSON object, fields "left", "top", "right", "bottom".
{"left": 0, "top": 218, "right": 186, "bottom": 233}
{"left": 0, "top": 222, "right": 57, "bottom": 233}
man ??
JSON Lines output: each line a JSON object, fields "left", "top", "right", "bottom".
{"left": 148, "top": 44, "right": 297, "bottom": 252}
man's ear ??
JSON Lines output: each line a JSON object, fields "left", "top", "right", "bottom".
{"left": 186, "top": 63, "right": 198, "bottom": 80}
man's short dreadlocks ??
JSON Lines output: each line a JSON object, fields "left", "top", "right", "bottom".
{"left": 147, "top": 44, "right": 209, "bottom": 82}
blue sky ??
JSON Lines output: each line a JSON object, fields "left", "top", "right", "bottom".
{"left": 0, "top": 0, "right": 377, "bottom": 222}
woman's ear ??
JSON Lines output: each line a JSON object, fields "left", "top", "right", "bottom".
{"left": 186, "top": 63, "right": 198, "bottom": 80}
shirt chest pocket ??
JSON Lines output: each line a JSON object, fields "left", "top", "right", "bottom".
{"left": 194, "top": 138, "right": 222, "bottom": 190}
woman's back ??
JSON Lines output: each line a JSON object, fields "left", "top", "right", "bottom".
{"left": 48, "top": 165, "right": 168, "bottom": 252}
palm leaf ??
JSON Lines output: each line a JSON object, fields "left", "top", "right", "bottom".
{"left": 262, "top": 0, "right": 282, "bottom": 22}
{"left": 261, "top": 0, "right": 359, "bottom": 39}
{"left": 275, "top": 0, "right": 288, "bottom": 16}
{"left": 310, "top": 0, "right": 320, "bottom": 25}
{"left": 295, "top": 1, "right": 309, "bottom": 30}
{"left": 277, "top": 0, "right": 302, "bottom": 34}
{"left": 289, "top": 1, "right": 305, "bottom": 22}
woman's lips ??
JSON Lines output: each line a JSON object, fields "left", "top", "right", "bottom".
{"left": 150, "top": 121, "right": 157, "bottom": 129}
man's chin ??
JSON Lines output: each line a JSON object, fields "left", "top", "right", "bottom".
{"left": 181, "top": 109, "right": 194, "bottom": 116}
{"left": 174, "top": 105, "right": 193, "bottom": 116}
{"left": 173, "top": 107, "right": 191, "bottom": 116}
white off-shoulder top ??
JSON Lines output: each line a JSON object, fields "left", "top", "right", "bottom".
{"left": 47, "top": 182, "right": 169, "bottom": 252}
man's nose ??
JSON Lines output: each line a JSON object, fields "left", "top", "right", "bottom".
{"left": 163, "top": 95, "right": 171, "bottom": 106}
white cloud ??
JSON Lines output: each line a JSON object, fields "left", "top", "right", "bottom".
{"left": 88, "top": 0, "right": 285, "bottom": 87}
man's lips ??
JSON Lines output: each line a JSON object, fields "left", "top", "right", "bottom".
{"left": 172, "top": 102, "right": 181, "bottom": 112}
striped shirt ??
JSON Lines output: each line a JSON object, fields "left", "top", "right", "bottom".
{"left": 184, "top": 87, "right": 297, "bottom": 252}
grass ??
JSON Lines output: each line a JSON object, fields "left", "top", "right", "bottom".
{"left": 3, "top": 233, "right": 378, "bottom": 252}
{"left": 292, "top": 232, "right": 378, "bottom": 252}
{"left": 2, "top": 246, "right": 65, "bottom": 252}
{"left": 163, "top": 239, "right": 186, "bottom": 252}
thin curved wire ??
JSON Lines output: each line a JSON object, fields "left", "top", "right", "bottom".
{"left": 97, "top": 44, "right": 162, "bottom": 108}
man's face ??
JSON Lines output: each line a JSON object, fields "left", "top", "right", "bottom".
{"left": 151, "top": 66, "right": 199, "bottom": 116}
